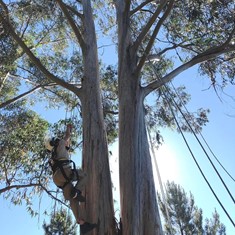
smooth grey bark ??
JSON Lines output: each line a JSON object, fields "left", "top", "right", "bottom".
{"left": 116, "top": 2, "right": 163, "bottom": 234}
{"left": 78, "top": 1, "right": 116, "bottom": 234}
{"left": 118, "top": 64, "right": 163, "bottom": 235}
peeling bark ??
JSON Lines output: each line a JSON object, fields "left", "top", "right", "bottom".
{"left": 117, "top": 1, "right": 163, "bottom": 234}
{"left": 79, "top": 1, "right": 116, "bottom": 234}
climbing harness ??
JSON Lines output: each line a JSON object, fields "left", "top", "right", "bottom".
{"left": 47, "top": 136, "right": 86, "bottom": 202}
{"left": 48, "top": 138, "right": 79, "bottom": 189}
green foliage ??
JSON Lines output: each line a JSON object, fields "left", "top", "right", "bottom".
{"left": 204, "top": 209, "right": 226, "bottom": 235}
{"left": 0, "top": 74, "right": 22, "bottom": 106}
{"left": 163, "top": 0, "right": 235, "bottom": 85}
{"left": 1, "top": 108, "right": 48, "bottom": 160}
{"left": 0, "top": 108, "right": 50, "bottom": 210}
{"left": 158, "top": 181, "right": 226, "bottom": 235}
{"left": 128, "top": 0, "right": 235, "bottom": 86}
{"left": 43, "top": 208, "right": 77, "bottom": 235}
{"left": 145, "top": 85, "right": 210, "bottom": 146}
{"left": 1, "top": 0, "right": 220, "bottom": 149}
{"left": 0, "top": 19, "right": 18, "bottom": 78}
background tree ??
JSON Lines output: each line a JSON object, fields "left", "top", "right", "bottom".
{"left": 0, "top": 107, "right": 50, "bottom": 215}
{"left": 43, "top": 208, "right": 78, "bottom": 235}
{"left": 158, "top": 181, "right": 226, "bottom": 235}
{"left": 0, "top": 1, "right": 234, "bottom": 235}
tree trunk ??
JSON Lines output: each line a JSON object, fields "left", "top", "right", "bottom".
{"left": 118, "top": 64, "right": 163, "bottom": 235}
{"left": 79, "top": 1, "right": 116, "bottom": 234}
{"left": 116, "top": 1, "right": 163, "bottom": 234}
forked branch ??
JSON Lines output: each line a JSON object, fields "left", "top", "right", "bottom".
{"left": 136, "top": 0, "right": 174, "bottom": 73}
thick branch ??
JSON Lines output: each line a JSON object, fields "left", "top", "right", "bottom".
{"left": 0, "top": 0, "right": 8, "bottom": 15}
{"left": 1, "top": 70, "right": 82, "bottom": 109}
{"left": 39, "top": 184, "right": 69, "bottom": 208}
{"left": 143, "top": 44, "right": 235, "bottom": 97}
{"left": 131, "top": 0, "right": 167, "bottom": 54}
{"left": 65, "top": 3, "right": 83, "bottom": 19}
{"left": 0, "top": 84, "right": 42, "bottom": 109}
{"left": 136, "top": 0, "right": 174, "bottom": 73}
{"left": 0, "top": 0, "right": 80, "bottom": 96}
{"left": 0, "top": 183, "right": 40, "bottom": 194}
{"left": 0, "top": 82, "right": 61, "bottom": 109}
{"left": 56, "top": 0, "right": 85, "bottom": 49}
{"left": 130, "top": 0, "right": 153, "bottom": 15}
{"left": 0, "top": 182, "right": 68, "bottom": 207}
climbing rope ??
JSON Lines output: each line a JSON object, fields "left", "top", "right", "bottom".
{"left": 147, "top": 126, "right": 173, "bottom": 234}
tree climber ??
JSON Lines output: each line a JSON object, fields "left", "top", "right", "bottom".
{"left": 45, "top": 124, "right": 97, "bottom": 234}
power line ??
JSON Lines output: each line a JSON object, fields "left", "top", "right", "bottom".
{"left": 198, "top": 131, "right": 235, "bottom": 182}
